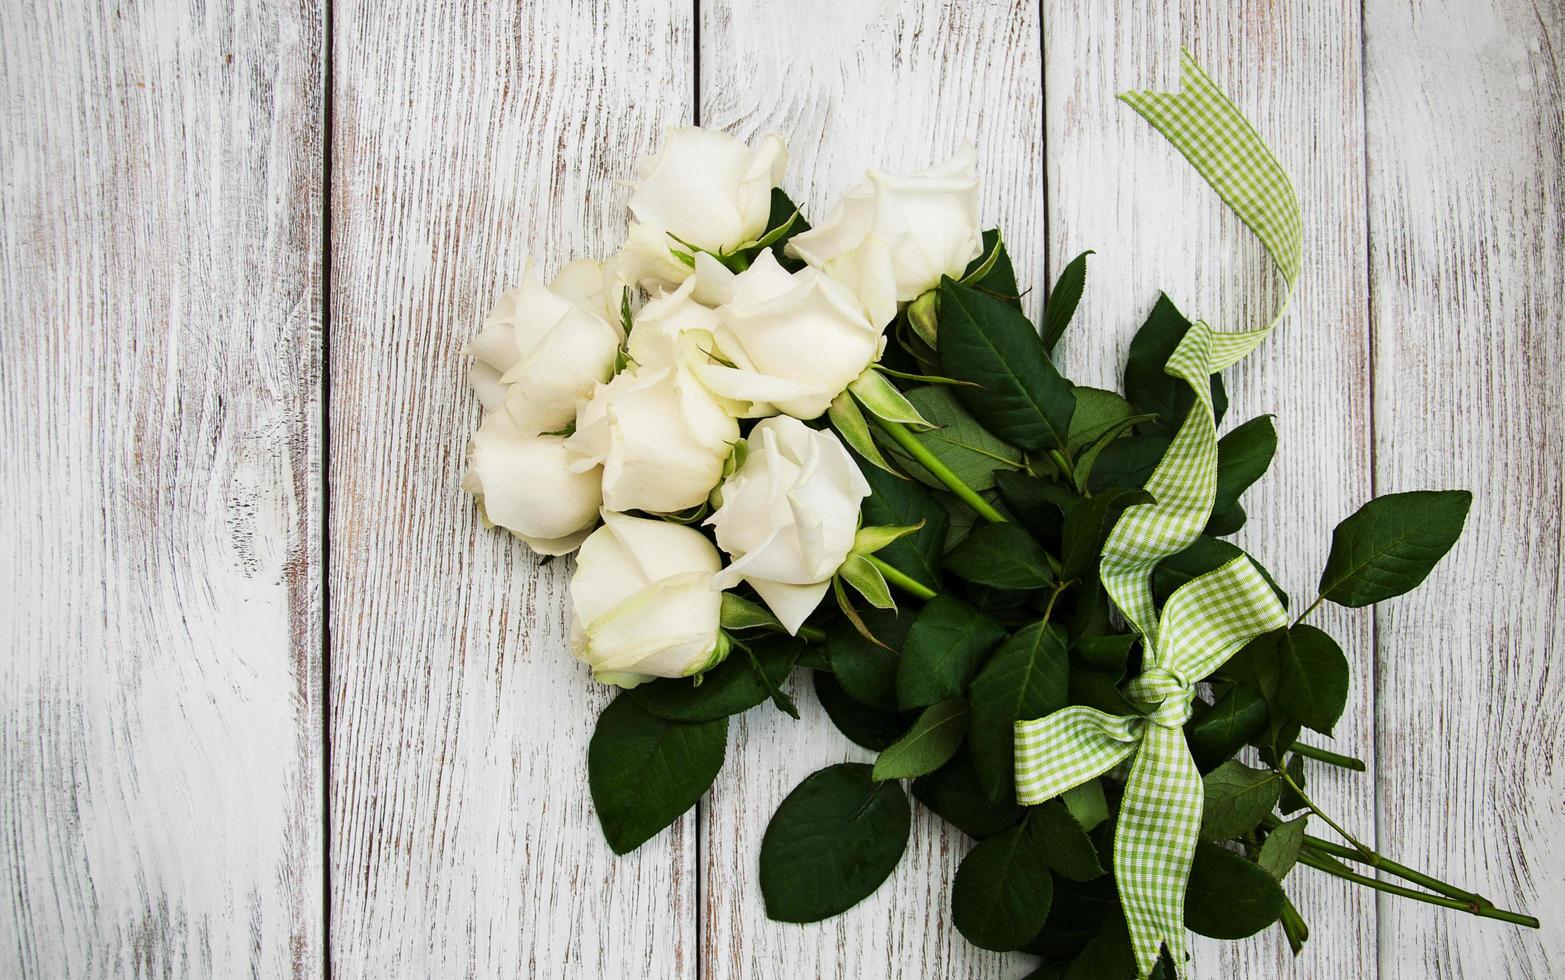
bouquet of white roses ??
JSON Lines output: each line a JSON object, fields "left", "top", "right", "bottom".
{"left": 459, "top": 55, "right": 1536, "bottom": 979}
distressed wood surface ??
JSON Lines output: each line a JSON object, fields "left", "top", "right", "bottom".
{"left": 1363, "top": 1, "right": 1564, "bottom": 977}
{"left": 326, "top": 2, "right": 696, "bottom": 978}
{"left": 0, "top": 1, "right": 325, "bottom": 977}
{"left": 5, "top": 0, "right": 1561, "bottom": 978}
{"left": 1043, "top": 4, "right": 1380, "bottom": 977}
{"left": 697, "top": 1, "right": 1043, "bottom": 976}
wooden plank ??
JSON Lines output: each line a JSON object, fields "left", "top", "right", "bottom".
{"left": 0, "top": 1, "right": 325, "bottom": 977}
{"left": 1044, "top": 3, "right": 1378, "bottom": 977}
{"left": 1363, "top": 2, "right": 1564, "bottom": 976}
{"left": 696, "top": 2, "right": 1043, "bottom": 976}
{"left": 326, "top": 2, "right": 696, "bottom": 977}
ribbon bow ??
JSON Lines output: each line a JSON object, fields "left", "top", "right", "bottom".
{"left": 1013, "top": 51, "right": 1303, "bottom": 979}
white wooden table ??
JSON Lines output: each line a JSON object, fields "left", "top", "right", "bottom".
{"left": 3, "top": 1, "right": 1560, "bottom": 977}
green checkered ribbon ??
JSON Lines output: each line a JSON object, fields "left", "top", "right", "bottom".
{"left": 1014, "top": 52, "right": 1301, "bottom": 979}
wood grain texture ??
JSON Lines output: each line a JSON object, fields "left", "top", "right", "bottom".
{"left": 1044, "top": 3, "right": 1379, "bottom": 977}
{"left": 1363, "top": 1, "right": 1563, "bottom": 976}
{"left": 697, "top": 1, "right": 1043, "bottom": 976}
{"left": 0, "top": 1, "right": 325, "bottom": 977}
{"left": 327, "top": 2, "right": 697, "bottom": 977}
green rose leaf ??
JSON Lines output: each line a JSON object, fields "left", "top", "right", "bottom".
{"left": 936, "top": 276, "right": 1076, "bottom": 451}
{"left": 1277, "top": 752, "right": 1309, "bottom": 815}
{"left": 1124, "top": 294, "right": 1228, "bottom": 434}
{"left": 912, "top": 755, "right": 1025, "bottom": 839}
{"left": 630, "top": 634, "right": 802, "bottom": 723}
{"left": 812, "top": 670, "right": 912, "bottom": 751}
{"left": 897, "top": 596, "right": 1008, "bottom": 708}
{"left": 858, "top": 454, "right": 949, "bottom": 590}
{"left": 1041, "top": 250, "right": 1093, "bottom": 352}
{"left": 1061, "top": 779, "right": 1110, "bottom": 832}
{"left": 1071, "top": 412, "right": 1158, "bottom": 492}
{"left": 1211, "top": 415, "right": 1277, "bottom": 519}
{"left": 588, "top": 694, "right": 728, "bottom": 854}
{"left": 1028, "top": 799, "right": 1105, "bottom": 881}
{"left": 993, "top": 470, "right": 1070, "bottom": 542}
{"left": 872, "top": 698, "right": 969, "bottom": 781}
{"left": 1199, "top": 761, "right": 1282, "bottom": 841}
{"left": 1184, "top": 842, "right": 1286, "bottom": 939}
{"left": 1318, "top": 489, "right": 1472, "bottom": 607}
{"left": 946, "top": 523, "right": 1057, "bottom": 590}
{"left": 1073, "top": 634, "right": 1136, "bottom": 673}
{"left": 1066, "top": 387, "right": 1137, "bottom": 452}
{"left": 1258, "top": 815, "right": 1309, "bottom": 882}
{"left": 1186, "top": 684, "right": 1270, "bottom": 771}
{"left": 825, "top": 608, "right": 910, "bottom": 711}
{"left": 951, "top": 822, "right": 1055, "bottom": 951}
{"left": 1275, "top": 624, "right": 1351, "bottom": 735}
{"left": 1060, "top": 487, "right": 1154, "bottom": 582}
{"left": 760, "top": 763, "right": 911, "bottom": 923}
{"left": 961, "top": 228, "right": 1022, "bottom": 307}
{"left": 1085, "top": 433, "right": 1172, "bottom": 496}
{"left": 967, "top": 621, "right": 1069, "bottom": 801}
{"left": 882, "top": 386, "right": 1024, "bottom": 492}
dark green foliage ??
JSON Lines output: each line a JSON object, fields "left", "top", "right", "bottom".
{"left": 896, "top": 596, "right": 1007, "bottom": 708}
{"left": 937, "top": 277, "right": 1076, "bottom": 451}
{"left": 967, "top": 622, "right": 1070, "bottom": 801}
{"left": 589, "top": 695, "right": 728, "bottom": 854}
{"left": 1319, "top": 490, "right": 1472, "bottom": 606}
{"left": 761, "top": 764, "right": 911, "bottom": 922}
{"left": 813, "top": 671, "right": 913, "bottom": 751}
{"left": 1124, "top": 294, "right": 1228, "bottom": 433}
{"left": 952, "top": 823, "right": 1055, "bottom": 951}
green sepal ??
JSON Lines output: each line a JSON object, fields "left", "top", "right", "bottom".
{"left": 829, "top": 389, "right": 899, "bottom": 476}
{"left": 838, "top": 554, "right": 895, "bottom": 610}
{"left": 851, "top": 521, "right": 925, "bottom": 556}
{"left": 848, "top": 368, "right": 934, "bottom": 429}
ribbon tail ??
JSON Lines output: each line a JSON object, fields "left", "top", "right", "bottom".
{"left": 1014, "top": 706, "right": 1140, "bottom": 806}
{"left": 1158, "top": 555, "right": 1291, "bottom": 683}
{"left": 1115, "top": 722, "right": 1203, "bottom": 979}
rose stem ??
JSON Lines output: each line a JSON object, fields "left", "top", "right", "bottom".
{"left": 1294, "top": 852, "right": 1538, "bottom": 928}
{"left": 1288, "top": 741, "right": 1366, "bottom": 771}
{"left": 865, "top": 554, "right": 938, "bottom": 601}
{"left": 1265, "top": 772, "right": 1521, "bottom": 914}
{"left": 872, "top": 418, "right": 1008, "bottom": 524}
{"left": 1260, "top": 812, "right": 1490, "bottom": 908}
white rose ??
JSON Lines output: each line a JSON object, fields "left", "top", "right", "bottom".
{"left": 708, "top": 417, "right": 871, "bottom": 634}
{"left": 785, "top": 145, "right": 981, "bottom": 327}
{"left": 550, "top": 253, "right": 634, "bottom": 328}
{"left": 461, "top": 411, "right": 603, "bottom": 556}
{"left": 570, "top": 510, "right": 727, "bottom": 688}
{"left": 466, "top": 257, "right": 625, "bottom": 433}
{"left": 692, "top": 250, "right": 885, "bottom": 420}
{"left": 624, "top": 273, "right": 721, "bottom": 370}
{"left": 620, "top": 127, "right": 789, "bottom": 289}
{"left": 565, "top": 350, "right": 739, "bottom": 514}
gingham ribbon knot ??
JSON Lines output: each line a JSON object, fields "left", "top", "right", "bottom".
{"left": 1125, "top": 667, "right": 1195, "bottom": 728}
{"left": 1012, "top": 51, "right": 1303, "bottom": 979}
